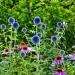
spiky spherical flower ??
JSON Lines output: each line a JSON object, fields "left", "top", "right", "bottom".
{"left": 31, "top": 35, "right": 40, "bottom": 45}
{"left": 51, "top": 35, "right": 57, "bottom": 43}
{"left": 57, "top": 22, "right": 62, "bottom": 28}
{"left": 60, "top": 50, "right": 65, "bottom": 55}
{"left": 12, "top": 22, "right": 20, "bottom": 29}
{"left": 33, "top": 16, "right": 41, "bottom": 25}
{"left": 36, "top": 32, "right": 42, "bottom": 38}
{"left": 8, "top": 17, "right": 15, "bottom": 24}
{"left": 22, "top": 28, "right": 27, "bottom": 33}
{"left": 21, "top": 52, "right": 26, "bottom": 57}
{"left": 1, "top": 24, "right": 6, "bottom": 30}
{"left": 41, "top": 24, "right": 46, "bottom": 30}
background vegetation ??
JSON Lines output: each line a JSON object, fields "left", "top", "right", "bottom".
{"left": 0, "top": 0, "right": 75, "bottom": 75}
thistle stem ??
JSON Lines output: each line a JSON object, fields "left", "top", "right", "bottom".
{"left": 14, "top": 29, "right": 17, "bottom": 47}
{"left": 35, "top": 25, "right": 39, "bottom": 73}
{"left": 11, "top": 27, "right": 13, "bottom": 49}
{"left": 25, "top": 34, "right": 32, "bottom": 46}
{"left": 5, "top": 37, "right": 7, "bottom": 48}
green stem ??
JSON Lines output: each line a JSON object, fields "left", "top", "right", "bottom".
{"left": 14, "top": 29, "right": 17, "bottom": 47}
{"left": 25, "top": 34, "right": 32, "bottom": 47}
{"left": 11, "top": 27, "right": 13, "bottom": 49}
{"left": 36, "top": 44, "right": 39, "bottom": 72}
{"left": 36, "top": 25, "right": 37, "bottom": 34}
{"left": 5, "top": 37, "right": 7, "bottom": 48}
{"left": 35, "top": 25, "right": 39, "bottom": 73}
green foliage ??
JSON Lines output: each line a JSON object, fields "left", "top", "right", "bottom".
{"left": 0, "top": 0, "right": 75, "bottom": 75}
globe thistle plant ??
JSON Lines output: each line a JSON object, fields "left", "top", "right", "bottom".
{"left": 31, "top": 35, "right": 40, "bottom": 45}
{"left": 41, "top": 24, "right": 46, "bottom": 30}
{"left": 12, "top": 22, "right": 20, "bottom": 29}
{"left": 59, "top": 50, "right": 65, "bottom": 55}
{"left": 1, "top": 24, "right": 6, "bottom": 31}
{"left": 36, "top": 32, "right": 42, "bottom": 38}
{"left": 57, "top": 22, "right": 62, "bottom": 28}
{"left": 33, "top": 16, "right": 41, "bottom": 25}
{"left": 22, "top": 28, "right": 27, "bottom": 33}
{"left": 8, "top": 17, "right": 15, "bottom": 24}
{"left": 51, "top": 35, "right": 57, "bottom": 43}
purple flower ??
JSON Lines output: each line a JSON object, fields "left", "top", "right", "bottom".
{"left": 52, "top": 55, "right": 64, "bottom": 65}
{"left": 31, "top": 35, "right": 40, "bottom": 45}
{"left": 68, "top": 54, "right": 75, "bottom": 61}
{"left": 64, "top": 54, "right": 72, "bottom": 60}
{"left": 21, "top": 46, "right": 31, "bottom": 54}
{"left": 8, "top": 17, "right": 15, "bottom": 24}
{"left": 12, "top": 22, "right": 20, "bottom": 29}
{"left": 33, "top": 16, "right": 41, "bottom": 25}
{"left": 2, "top": 48, "right": 12, "bottom": 55}
{"left": 57, "top": 22, "right": 62, "bottom": 28}
{"left": 54, "top": 68, "right": 67, "bottom": 75}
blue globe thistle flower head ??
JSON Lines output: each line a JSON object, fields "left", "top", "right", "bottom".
{"left": 22, "top": 28, "right": 27, "bottom": 33}
{"left": 36, "top": 32, "right": 42, "bottom": 38}
{"left": 33, "top": 16, "right": 41, "bottom": 25}
{"left": 21, "top": 52, "right": 26, "bottom": 58}
{"left": 31, "top": 35, "right": 40, "bottom": 45}
{"left": 57, "top": 22, "right": 62, "bottom": 28}
{"left": 8, "top": 17, "right": 15, "bottom": 24}
{"left": 60, "top": 50, "right": 65, "bottom": 55}
{"left": 41, "top": 24, "right": 46, "bottom": 30}
{"left": 1, "top": 24, "right": 6, "bottom": 30}
{"left": 12, "top": 22, "right": 20, "bottom": 29}
{"left": 51, "top": 35, "right": 57, "bottom": 42}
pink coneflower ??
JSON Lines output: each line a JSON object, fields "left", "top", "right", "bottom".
{"left": 52, "top": 54, "right": 64, "bottom": 65}
{"left": 69, "top": 52, "right": 75, "bottom": 60}
{"left": 54, "top": 68, "right": 67, "bottom": 75}
{"left": 2, "top": 48, "right": 11, "bottom": 55}
{"left": 69, "top": 55, "right": 75, "bottom": 61}
{"left": 19, "top": 42, "right": 27, "bottom": 49}
{"left": 65, "top": 51, "right": 75, "bottom": 61}
{"left": 20, "top": 42, "right": 26, "bottom": 45}
{"left": 21, "top": 46, "right": 31, "bottom": 54}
